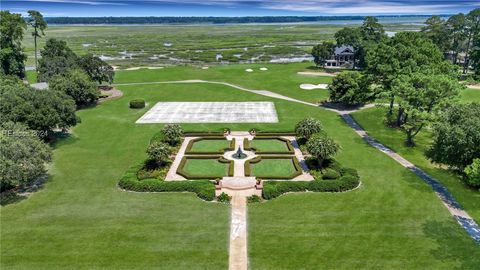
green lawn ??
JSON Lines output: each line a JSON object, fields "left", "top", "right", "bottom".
{"left": 183, "top": 159, "right": 229, "bottom": 178}
{"left": 252, "top": 159, "right": 297, "bottom": 178}
{"left": 460, "top": 89, "right": 480, "bottom": 103}
{"left": 2, "top": 64, "right": 479, "bottom": 269}
{"left": 190, "top": 139, "right": 230, "bottom": 153}
{"left": 250, "top": 139, "right": 290, "bottom": 153}
{"left": 351, "top": 107, "right": 480, "bottom": 224}
{"left": 25, "top": 70, "right": 37, "bottom": 84}
{"left": 114, "top": 63, "right": 332, "bottom": 104}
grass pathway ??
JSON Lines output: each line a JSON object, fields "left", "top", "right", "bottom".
{"left": 114, "top": 79, "right": 480, "bottom": 244}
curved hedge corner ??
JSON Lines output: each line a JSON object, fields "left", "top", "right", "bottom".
{"left": 244, "top": 155, "right": 302, "bottom": 179}
{"left": 184, "top": 137, "right": 235, "bottom": 155}
{"left": 243, "top": 136, "right": 295, "bottom": 154}
{"left": 118, "top": 164, "right": 215, "bottom": 201}
{"left": 262, "top": 167, "right": 360, "bottom": 200}
{"left": 129, "top": 99, "right": 146, "bottom": 109}
{"left": 176, "top": 156, "right": 234, "bottom": 179}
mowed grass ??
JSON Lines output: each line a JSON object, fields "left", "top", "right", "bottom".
{"left": 2, "top": 64, "right": 479, "bottom": 269}
{"left": 183, "top": 159, "right": 229, "bottom": 177}
{"left": 190, "top": 139, "right": 230, "bottom": 153}
{"left": 114, "top": 62, "right": 331, "bottom": 103}
{"left": 351, "top": 107, "right": 480, "bottom": 224}
{"left": 252, "top": 159, "right": 297, "bottom": 178}
{"left": 460, "top": 88, "right": 480, "bottom": 103}
{"left": 250, "top": 139, "right": 290, "bottom": 152}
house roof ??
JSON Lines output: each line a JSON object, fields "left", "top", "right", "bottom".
{"left": 334, "top": 45, "right": 354, "bottom": 55}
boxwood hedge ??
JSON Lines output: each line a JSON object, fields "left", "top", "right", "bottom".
{"left": 177, "top": 156, "right": 234, "bottom": 179}
{"left": 243, "top": 137, "right": 295, "bottom": 154}
{"left": 118, "top": 163, "right": 215, "bottom": 201}
{"left": 244, "top": 155, "right": 302, "bottom": 179}
{"left": 129, "top": 99, "right": 145, "bottom": 109}
{"left": 262, "top": 167, "right": 360, "bottom": 200}
{"left": 184, "top": 137, "right": 235, "bottom": 155}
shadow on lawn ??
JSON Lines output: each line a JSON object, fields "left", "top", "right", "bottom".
{"left": 0, "top": 175, "right": 50, "bottom": 206}
{"left": 0, "top": 193, "right": 27, "bottom": 206}
{"left": 423, "top": 220, "right": 480, "bottom": 269}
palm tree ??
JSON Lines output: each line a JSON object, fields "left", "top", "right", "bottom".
{"left": 26, "top": 10, "right": 47, "bottom": 72}
{"left": 306, "top": 133, "right": 340, "bottom": 167}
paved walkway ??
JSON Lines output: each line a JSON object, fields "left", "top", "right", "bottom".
{"left": 229, "top": 196, "right": 248, "bottom": 270}
{"left": 118, "top": 79, "right": 480, "bottom": 244}
{"left": 165, "top": 136, "right": 195, "bottom": 181}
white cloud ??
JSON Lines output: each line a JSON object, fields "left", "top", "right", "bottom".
{"left": 16, "top": 0, "right": 128, "bottom": 6}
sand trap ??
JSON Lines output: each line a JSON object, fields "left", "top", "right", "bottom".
{"left": 245, "top": 69, "right": 253, "bottom": 72}
{"left": 136, "top": 102, "right": 278, "bottom": 123}
{"left": 202, "top": 66, "right": 209, "bottom": 70}
{"left": 297, "top": 71, "right": 337, "bottom": 77}
{"left": 125, "top": 66, "right": 164, "bottom": 71}
{"left": 300, "top": 83, "right": 329, "bottom": 90}
{"left": 260, "top": 67, "right": 268, "bottom": 71}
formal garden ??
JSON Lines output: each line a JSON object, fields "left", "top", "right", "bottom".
{"left": 1, "top": 9, "right": 480, "bottom": 270}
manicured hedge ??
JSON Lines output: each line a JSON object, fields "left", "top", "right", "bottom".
{"left": 183, "top": 132, "right": 224, "bottom": 137}
{"left": 118, "top": 164, "right": 215, "bottom": 201}
{"left": 184, "top": 137, "right": 235, "bottom": 154}
{"left": 262, "top": 167, "right": 360, "bottom": 200}
{"left": 177, "top": 156, "right": 234, "bottom": 179}
{"left": 244, "top": 155, "right": 303, "bottom": 179}
{"left": 129, "top": 99, "right": 145, "bottom": 108}
{"left": 243, "top": 137, "right": 295, "bottom": 154}
{"left": 256, "top": 132, "right": 297, "bottom": 136}
{"left": 322, "top": 168, "right": 341, "bottom": 180}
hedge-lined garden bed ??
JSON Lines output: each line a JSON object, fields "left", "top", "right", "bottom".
{"left": 243, "top": 137, "right": 294, "bottom": 154}
{"left": 118, "top": 163, "right": 216, "bottom": 201}
{"left": 245, "top": 156, "right": 302, "bottom": 179}
{"left": 262, "top": 167, "right": 360, "bottom": 200}
{"left": 185, "top": 137, "right": 235, "bottom": 154}
{"left": 177, "top": 156, "right": 234, "bottom": 179}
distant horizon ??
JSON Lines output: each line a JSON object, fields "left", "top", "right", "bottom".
{"left": 2, "top": 0, "right": 478, "bottom": 17}
{"left": 41, "top": 14, "right": 447, "bottom": 18}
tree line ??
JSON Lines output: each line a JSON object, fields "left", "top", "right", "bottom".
{"left": 44, "top": 15, "right": 433, "bottom": 25}
{"left": 311, "top": 9, "right": 480, "bottom": 189}
{"left": 1, "top": 10, "right": 114, "bottom": 194}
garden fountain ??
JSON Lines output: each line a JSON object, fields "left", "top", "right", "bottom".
{"left": 232, "top": 147, "right": 247, "bottom": 159}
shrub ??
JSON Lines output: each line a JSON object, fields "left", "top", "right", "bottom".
{"left": 322, "top": 168, "right": 340, "bottom": 180}
{"left": 339, "top": 167, "right": 359, "bottom": 178}
{"left": 146, "top": 142, "right": 171, "bottom": 167}
{"left": 129, "top": 99, "right": 145, "bottom": 109}
{"left": 295, "top": 118, "right": 322, "bottom": 140}
{"left": 464, "top": 159, "right": 480, "bottom": 189}
{"left": 247, "top": 195, "right": 262, "bottom": 203}
{"left": 217, "top": 192, "right": 231, "bottom": 203}
{"left": 262, "top": 169, "right": 360, "bottom": 200}
{"left": 118, "top": 163, "right": 215, "bottom": 201}
{"left": 306, "top": 133, "right": 340, "bottom": 166}
{"left": 162, "top": 124, "right": 184, "bottom": 146}
{"left": 0, "top": 122, "right": 52, "bottom": 190}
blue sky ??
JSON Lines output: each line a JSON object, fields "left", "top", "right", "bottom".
{"left": 2, "top": 0, "right": 478, "bottom": 17}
